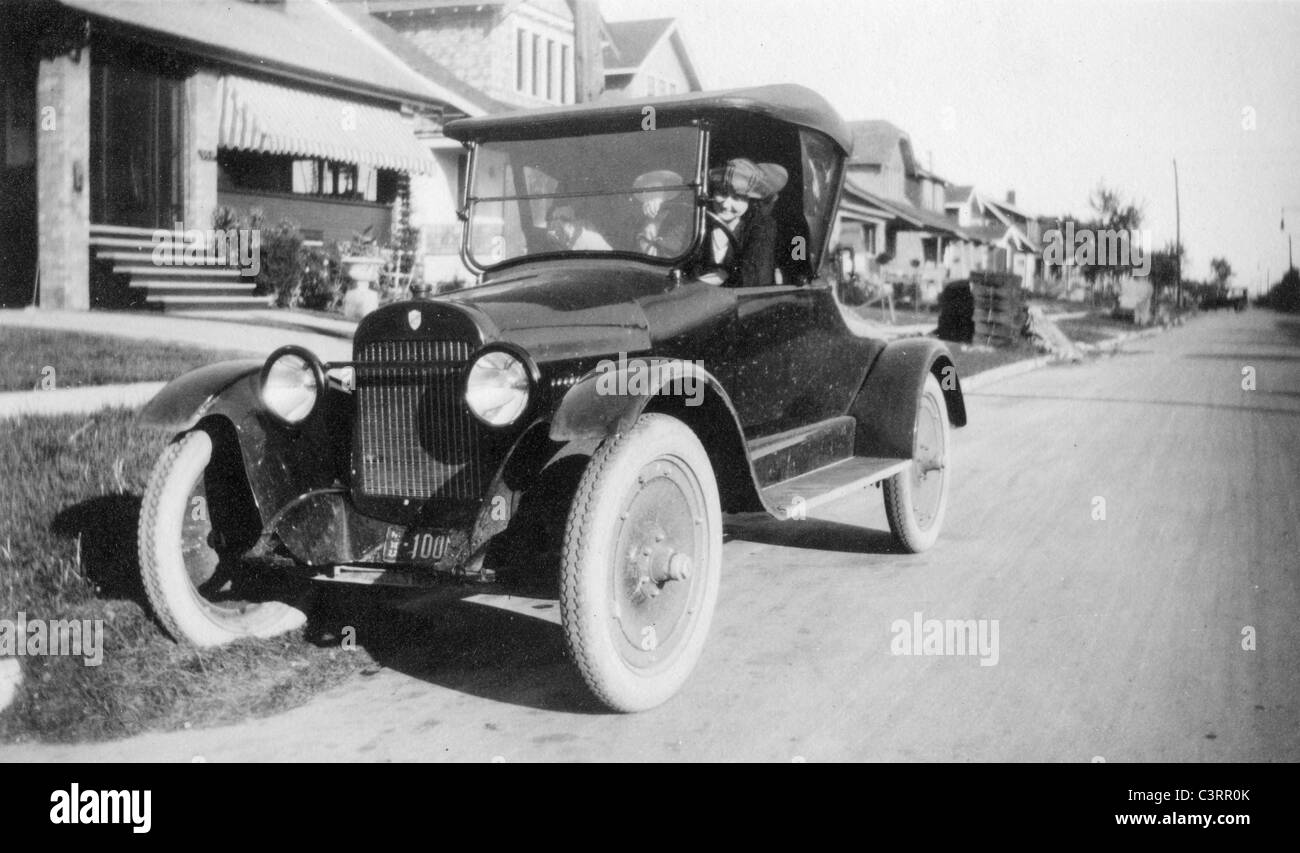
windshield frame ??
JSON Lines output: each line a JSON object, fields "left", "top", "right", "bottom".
{"left": 459, "top": 123, "right": 710, "bottom": 275}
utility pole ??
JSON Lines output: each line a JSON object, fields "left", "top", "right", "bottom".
{"left": 1284, "top": 207, "right": 1299, "bottom": 273}
{"left": 1173, "top": 158, "right": 1182, "bottom": 309}
{"left": 568, "top": 0, "right": 603, "bottom": 103}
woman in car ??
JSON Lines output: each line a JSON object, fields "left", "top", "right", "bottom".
{"left": 693, "top": 157, "right": 788, "bottom": 287}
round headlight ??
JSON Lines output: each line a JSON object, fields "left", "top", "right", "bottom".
{"left": 260, "top": 347, "right": 322, "bottom": 425}
{"left": 465, "top": 349, "right": 531, "bottom": 427}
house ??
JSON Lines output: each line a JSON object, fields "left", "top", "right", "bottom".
{"left": 369, "top": 0, "right": 585, "bottom": 110}
{"left": 601, "top": 17, "right": 702, "bottom": 98}
{"left": 368, "top": 2, "right": 703, "bottom": 280}
{"left": 1, "top": 0, "right": 490, "bottom": 311}
{"left": 368, "top": 0, "right": 589, "bottom": 281}
{"left": 945, "top": 186, "right": 1041, "bottom": 291}
{"left": 832, "top": 119, "right": 972, "bottom": 303}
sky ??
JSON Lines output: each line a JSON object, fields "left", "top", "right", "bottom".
{"left": 601, "top": 0, "right": 1300, "bottom": 291}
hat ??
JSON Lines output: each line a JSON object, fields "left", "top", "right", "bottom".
{"left": 547, "top": 204, "right": 576, "bottom": 223}
{"left": 708, "top": 158, "right": 789, "bottom": 199}
{"left": 633, "top": 169, "right": 685, "bottom": 202}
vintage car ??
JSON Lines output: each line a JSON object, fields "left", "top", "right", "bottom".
{"left": 136, "top": 84, "right": 967, "bottom": 712}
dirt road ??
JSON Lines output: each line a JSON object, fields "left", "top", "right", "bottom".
{"left": 5, "top": 310, "right": 1297, "bottom": 762}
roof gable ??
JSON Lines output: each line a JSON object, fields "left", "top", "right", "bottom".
{"left": 603, "top": 17, "right": 676, "bottom": 69}
{"left": 846, "top": 119, "right": 916, "bottom": 174}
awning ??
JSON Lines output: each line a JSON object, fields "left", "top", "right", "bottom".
{"left": 217, "top": 75, "right": 439, "bottom": 174}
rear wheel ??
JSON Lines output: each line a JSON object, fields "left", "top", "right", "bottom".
{"left": 884, "top": 373, "right": 951, "bottom": 553}
{"left": 138, "top": 429, "right": 308, "bottom": 646}
{"left": 559, "top": 414, "right": 722, "bottom": 712}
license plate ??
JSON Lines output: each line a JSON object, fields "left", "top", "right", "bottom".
{"left": 382, "top": 527, "right": 453, "bottom": 565}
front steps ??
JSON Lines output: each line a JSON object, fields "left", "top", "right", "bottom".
{"left": 90, "top": 224, "right": 273, "bottom": 312}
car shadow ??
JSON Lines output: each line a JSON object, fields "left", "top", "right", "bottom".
{"left": 724, "top": 512, "right": 904, "bottom": 554}
{"left": 51, "top": 494, "right": 151, "bottom": 607}
{"left": 301, "top": 575, "right": 605, "bottom": 715}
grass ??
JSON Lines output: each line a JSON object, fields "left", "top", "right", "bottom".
{"left": 0, "top": 327, "right": 256, "bottom": 392}
{"left": 948, "top": 339, "right": 1045, "bottom": 379}
{"left": 0, "top": 411, "right": 373, "bottom": 744}
{"left": 1053, "top": 312, "right": 1140, "bottom": 345}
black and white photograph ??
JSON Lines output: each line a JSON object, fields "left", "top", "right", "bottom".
{"left": 0, "top": 0, "right": 1296, "bottom": 789}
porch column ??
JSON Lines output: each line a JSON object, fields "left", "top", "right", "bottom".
{"left": 36, "top": 44, "right": 90, "bottom": 310}
{"left": 182, "top": 70, "right": 219, "bottom": 230}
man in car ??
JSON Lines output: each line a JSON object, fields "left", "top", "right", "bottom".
{"left": 546, "top": 204, "right": 612, "bottom": 251}
{"left": 632, "top": 169, "right": 691, "bottom": 257}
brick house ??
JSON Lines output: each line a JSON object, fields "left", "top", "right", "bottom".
{"left": 0, "top": 0, "right": 489, "bottom": 311}
{"left": 370, "top": 0, "right": 583, "bottom": 110}
{"left": 369, "top": 2, "right": 703, "bottom": 281}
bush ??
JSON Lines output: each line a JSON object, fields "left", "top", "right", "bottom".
{"left": 298, "top": 243, "right": 343, "bottom": 311}
{"left": 254, "top": 216, "right": 304, "bottom": 308}
{"left": 1264, "top": 269, "right": 1300, "bottom": 313}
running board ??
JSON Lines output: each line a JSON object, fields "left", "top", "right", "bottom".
{"left": 748, "top": 415, "right": 856, "bottom": 486}
{"left": 762, "top": 457, "right": 910, "bottom": 520}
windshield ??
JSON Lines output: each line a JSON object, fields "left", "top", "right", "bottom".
{"left": 465, "top": 127, "right": 702, "bottom": 269}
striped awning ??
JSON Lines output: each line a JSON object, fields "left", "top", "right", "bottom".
{"left": 217, "top": 75, "right": 438, "bottom": 174}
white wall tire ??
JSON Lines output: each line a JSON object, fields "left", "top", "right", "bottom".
{"left": 559, "top": 414, "right": 722, "bottom": 712}
{"left": 883, "top": 373, "right": 952, "bottom": 553}
{"left": 138, "top": 429, "right": 308, "bottom": 646}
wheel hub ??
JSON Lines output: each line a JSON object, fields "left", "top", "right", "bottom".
{"left": 610, "top": 459, "right": 707, "bottom": 667}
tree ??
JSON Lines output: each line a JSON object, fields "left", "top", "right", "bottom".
{"left": 1149, "top": 241, "right": 1185, "bottom": 296}
{"left": 1210, "top": 257, "right": 1233, "bottom": 293}
{"left": 1081, "top": 182, "right": 1146, "bottom": 301}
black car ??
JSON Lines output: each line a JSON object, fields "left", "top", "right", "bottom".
{"left": 137, "top": 84, "right": 967, "bottom": 711}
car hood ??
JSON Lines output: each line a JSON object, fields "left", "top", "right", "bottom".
{"left": 440, "top": 263, "right": 661, "bottom": 362}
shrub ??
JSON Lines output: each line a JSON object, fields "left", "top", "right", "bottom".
{"left": 255, "top": 217, "right": 304, "bottom": 308}
{"left": 298, "top": 243, "right": 343, "bottom": 311}
{"left": 1265, "top": 268, "right": 1300, "bottom": 313}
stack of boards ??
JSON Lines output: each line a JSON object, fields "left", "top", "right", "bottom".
{"left": 971, "top": 271, "right": 1024, "bottom": 347}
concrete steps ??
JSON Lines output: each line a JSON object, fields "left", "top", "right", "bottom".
{"left": 90, "top": 224, "right": 272, "bottom": 312}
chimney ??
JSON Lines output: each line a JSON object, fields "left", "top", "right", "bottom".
{"left": 568, "top": 0, "right": 604, "bottom": 103}
{"left": 1006, "top": 190, "right": 1017, "bottom": 206}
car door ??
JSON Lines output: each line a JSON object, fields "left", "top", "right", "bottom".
{"left": 724, "top": 281, "right": 875, "bottom": 438}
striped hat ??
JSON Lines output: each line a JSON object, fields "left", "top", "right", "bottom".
{"left": 708, "top": 158, "right": 789, "bottom": 199}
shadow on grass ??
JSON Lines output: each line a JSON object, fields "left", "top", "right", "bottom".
{"left": 50, "top": 493, "right": 150, "bottom": 607}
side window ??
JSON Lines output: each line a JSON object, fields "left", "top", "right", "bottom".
{"left": 800, "top": 130, "right": 843, "bottom": 278}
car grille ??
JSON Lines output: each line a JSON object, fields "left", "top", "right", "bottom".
{"left": 354, "top": 339, "right": 485, "bottom": 501}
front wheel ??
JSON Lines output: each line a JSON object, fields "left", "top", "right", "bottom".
{"left": 883, "top": 373, "right": 952, "bottom": 553}
{"left": 138, "top": 429, "right": 308, "bottom": 646}
{"left": 559, "top": 414, "right": 722, "bottom": 712}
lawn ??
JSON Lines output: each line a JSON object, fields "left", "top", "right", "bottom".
{"left": 0, "top": 327, "right": 256, "bottom": 392}
{"left": 0, "top": 411, "right": 375, "bottom": 744}
{"left": 947, "top": 339, "right": 1045, "bottom": 379}
{"left": 1053, "top": 312, "right": 1141, "bottom": 345}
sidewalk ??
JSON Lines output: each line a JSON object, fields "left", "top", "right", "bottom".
{"left": 0, "top": 308, "right": 355, "bottom": 420}
{"left": 0, "top": 308, "right": 354, "bottom": 361}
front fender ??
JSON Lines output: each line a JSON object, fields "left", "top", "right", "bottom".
{"left": 549, "top": 358, "right": 767, "bottom": 513}
{"left": 850, "top": 337, "right": 967, "bottom": 459}
{"left": 138, "top": 360, "right": 264, "bottom": 432}
{"left": 139, "top": 359, "right": 349, "bottom": 527}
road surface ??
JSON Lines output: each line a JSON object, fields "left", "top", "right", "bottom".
{"left": 4, "top": 309, "right": 1297, "bottom": 762}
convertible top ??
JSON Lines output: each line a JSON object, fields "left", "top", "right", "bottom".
{"left": 444, "top": 84, "right": 853, "bottom": 154}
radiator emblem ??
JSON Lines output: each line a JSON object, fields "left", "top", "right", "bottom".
{"left": 407, "top": 310, "right": 422, "bottom": 331}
